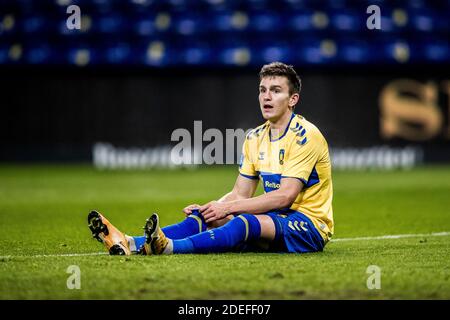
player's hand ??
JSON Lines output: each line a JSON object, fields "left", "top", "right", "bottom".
{"left": 182, "top": 204, "right": 201, "bottom": 216}
{"left": 199, "top": 201, "right": 231, "bottom": 223}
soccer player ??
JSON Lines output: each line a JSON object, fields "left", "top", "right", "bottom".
{"left": 88, "top": 62, "right": 334, "bottom": 255}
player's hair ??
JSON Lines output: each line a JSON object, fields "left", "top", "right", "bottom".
{"left": 259, "top": 62, "right": 302, "bottom": 96}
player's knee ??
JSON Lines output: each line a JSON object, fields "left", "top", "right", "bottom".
{"left": 232, "top": 214, "right": 262, "bottom": 241}
{"left": 207, "top": 215, "right": 233, "bottom": 229}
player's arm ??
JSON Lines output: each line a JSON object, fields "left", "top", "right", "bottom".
{"left": 228, "top": 177, "right": 302, "bottom": 213}
{"left": 200, "top": 177, "right": 303, "bottom": 223}
{"left": 217, "top": 174, "right": 259, "bottom": 202}
{"left": 182, "top": 174, "right": 257, "bottom": 215}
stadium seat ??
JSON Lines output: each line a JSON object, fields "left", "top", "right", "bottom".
{"left": 407, "top": 9, "right": 448, "bottom": 33}
{"left": 294, "top": 38, "right": 339, "bottom": 65}
{"left": 132, "top": 12, "right": 172, "bottom": 36}
{"left": 102, "top": 41, "right": 133, "bottom": 65}
{"left": 252, "top": 41, "right": 295, "bottom": 65}
{"left": 177, "top": 41, "right": 212, "bottom": 65}
{"left": 287, "top": 9, "right": 330, "bottom": 32}
{"left": 329, "top": 9, "right": 365, "bottom": 33}
{"left": 216, "top": 39, "right": 254, "bottom": 66}
{"left": 210, "top": 10, "right": 250, "bottom": 33}
{"left": 420, "top": 38, "right": 450, "bottom": 63}
{"left": 0, "top": 0, "right": 448, "bottom": 66}
{"left": 171, "top": 12, "right": 207, "bottom": 36}
{"left": 247, "top": 11, "right": 283, "bottom": 33}
{"left": 337, "top": 39, "right": 372, "bottom": 64}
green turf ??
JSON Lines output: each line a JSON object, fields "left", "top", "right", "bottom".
{"left": 0, "top": 164, "right": 449, "bottom": 299}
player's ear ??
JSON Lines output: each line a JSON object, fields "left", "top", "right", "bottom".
{"left": 289, "top": 93, "right": 299, "bottom": 108}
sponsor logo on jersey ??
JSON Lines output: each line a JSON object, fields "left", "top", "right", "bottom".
{"left": 265, "top": 181, "right": 281, "bottom": 189}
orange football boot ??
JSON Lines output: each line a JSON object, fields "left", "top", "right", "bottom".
{"left": 87, "top": 210, "right": 131, "bottom": 255}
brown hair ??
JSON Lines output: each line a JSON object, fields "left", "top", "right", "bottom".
{"left": 259, "top": 62, "right": 301, "bottom": 96}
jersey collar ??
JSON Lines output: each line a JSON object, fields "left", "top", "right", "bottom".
{"left": 269, "top": 112, "right": 296, "bottom": 142}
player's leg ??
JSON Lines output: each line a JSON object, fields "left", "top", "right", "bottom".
{"left": 129, "top": 209, "right": 232, "bottom": 252}
{"left": 141, "top": 212, "right": 276, "bottom": 255}
{"left": 87, "top": 210, "right": 131, "bottom": 255}
{"left": 128, "top": 209, "right": 208, "bottom": 251}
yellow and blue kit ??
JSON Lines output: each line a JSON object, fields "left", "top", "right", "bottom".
{"left": 239, "top": 113, "right": 334, "bottom": 252}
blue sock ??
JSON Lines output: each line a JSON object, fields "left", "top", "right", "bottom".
{"left": 131, "top": 209, "right": 207, "bottom": 250}
{"left": 162, "top": 209, "right": 207, "bottom": 239}
{"left": 132, "top": 235, "right": 146, "bottom": 251}
{"left": 173, "top": 214, "right": 261, "bottom": 254}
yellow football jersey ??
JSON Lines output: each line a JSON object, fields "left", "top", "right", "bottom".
{"left": 239, "top": 113, "right": 334, "bottom": 242}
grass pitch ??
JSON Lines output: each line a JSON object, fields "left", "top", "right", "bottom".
{"left": 0, "top": 164, "right": 449, "bottom": 299}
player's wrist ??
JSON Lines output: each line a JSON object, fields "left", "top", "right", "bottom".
{"left": 227, "top": 200, "right": 243, "bottom": 216}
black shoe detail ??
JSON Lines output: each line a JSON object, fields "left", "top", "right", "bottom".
{"left": 109, "top": 244, "right": 126, "bottom": 255}
{"left": 143, "top": 214, "right": 158, "bottom": 241}
{"left": 88, "top": 210, "right": 109, "bottom": 243}
{"left": 143, "top": 213, "right": 159, "bottom": 254}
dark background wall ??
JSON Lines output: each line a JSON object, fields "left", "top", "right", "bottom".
{"left": 1, "top": 66, "right": 449, "bottom": 163}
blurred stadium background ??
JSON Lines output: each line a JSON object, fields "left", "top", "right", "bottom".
{"left": 0, "top": 0, "right": 449, "bottom": 168}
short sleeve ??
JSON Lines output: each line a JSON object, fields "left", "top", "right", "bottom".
{"left": 238, "top": 136, "right": 259, "bottom": 180}
{"left": 281, "top": 133, "right": 322, "bottom": 185}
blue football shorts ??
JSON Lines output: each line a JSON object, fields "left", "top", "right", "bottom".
{"left": 265, "top": 210, "right": 325, "bottom": 253}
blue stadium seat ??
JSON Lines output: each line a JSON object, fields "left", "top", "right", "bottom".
{"left": 91, "top": 13, "right": 128, "bottom": 35}
{"left": 329, "top": 9, "right": 365, "bottom": 32}
{"left": 287, "top": 9, "right": 330, "bottom": 32}
{"left": 0, "top": 43, "right": 18, "bottom": 64}
{"left": 0, "top": 0, "right": 448, "bottom": 66}
{"left": 337, "top": 39, "right": 372, "bottom": 64}
{"left": 293, "top": 38, "right": 339, "bottom": 65}
{"left": 132, "top": 12, "right": 172, "bottom": 37}
{"left": 243, "top": 0, "right": 272, "bottom": 11}
{"left": 280, "top": 0, "right": 309, "bottom": 10}
{"left": 0, "top": 13, "right": 19, "bottom": 37}
{"left": 23, "top": 42, "right": 54, "bottom": 64}
{"left": 65, "top": 44, "right": 101, "bottom": 66}
{"left": 101, "top": 41, "right": 133, "bottom": 65}
{"left": 164, "top": 0, "right": 201, "bottom": 12}
{"left": 420, "top": 38, "right": 450, "bottom": 63}
{"left": 177, "top": 41, "right": 212, "bottom": 65}
{"left": 201, "top": 0, "right": 240, "bottom": 11}
{"left": 171, "top": 12, "right": 207, "bottom": 36}
{"left": 407, "top": 9, "right": 447, "bottom": 33}
{"left": 136, "top": 39, "right": 177, "bottom": 66}
{"left": 210, "top": 10, "right": 250, "bottom": 33}
{"left": 252, "top": 41, "right": 295, "bottom": 65}
{"left": 215, "top": 39, "right": 254, "bottom": 66}
{"left": 125, "top": 0, "right": 158, "bottom": 11}
{"left": 375, "top": 39, "right": 421, "bottom": 64}
{"left": 20, "top": 14, "right": 51, "bottom": 34}
{"left": 247, "top": 11, "right": 283, "bottom": 33}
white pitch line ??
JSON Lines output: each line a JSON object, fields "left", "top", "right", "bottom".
{"left": 0, "top": 252, "right": 108, "bottom": 259}
{"left": 330, "top": 231, "right": 450, "bottom": 242}
{"left": 1, "top": 231, "right": 449, "bottom": 259}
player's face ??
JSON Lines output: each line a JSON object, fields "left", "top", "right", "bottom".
{"left": 259, "top": 76, "right": 295, "bottom": 122}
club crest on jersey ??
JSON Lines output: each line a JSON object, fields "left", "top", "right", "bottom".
{"left": 258, "top": 152, "right": 265, "bottom": 160}
{"left": 279, "top": 149, "right": 285, "bottom": 165}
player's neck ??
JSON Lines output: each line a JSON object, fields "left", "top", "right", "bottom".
{"left": 269, "top": 110, "right": 293, "bottom": 140}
